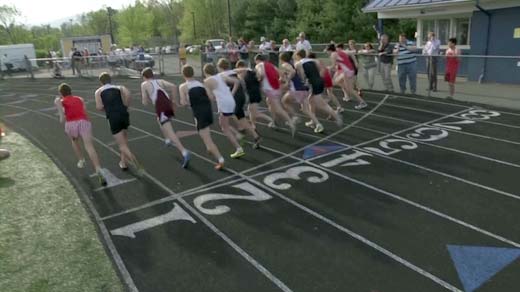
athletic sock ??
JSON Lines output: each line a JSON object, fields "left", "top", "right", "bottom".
{"left": 218, "top": 157, "right": 225, "bottom": 163}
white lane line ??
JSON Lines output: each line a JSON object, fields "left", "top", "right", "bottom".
{"left": 367, "top": 91, "right": 520, "bottom": 118}
{"left": 7, "top": 91, "right": 508, "bottom": 291}
{"left": 4, "top": 122, "right": 139, "bottom": 292}
{"left": 257, "top": 115, "right": 520, "bottom": 201}
{"left": 250, "top": 181, "right": 463, "bottom": 292}
{"left": 366, "top": 100, "right": 520, "bottom": 129}
{"left": 7, "top": 103, "right": 294, "bottom": 292}
{"left": 107, "top": 134, "right": 150, "bottom": 146}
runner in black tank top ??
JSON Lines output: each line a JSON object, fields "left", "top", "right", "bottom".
{"left": 95, "top": 72, "right": 142, "bottom": 173}
{"left": 99, "top": 85, "right": 130, "bottom": 135}
{"left": 294, "top": 50, "right": 342, "bottom": 133}
{"left": 235, "top": 60, "right": 274, "bottom": 130}
{"left": 179, "top": 65, "right": 225, "bottom": 170}
{"left": 216, "top": 58, "right": 262, "bottom": 149}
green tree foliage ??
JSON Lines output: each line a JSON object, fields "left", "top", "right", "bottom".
{"left": 116, "top": 1, "right": 154, "bottom": 47}
{"left": 1, "top": 0, "right": 415, "bottom": 52}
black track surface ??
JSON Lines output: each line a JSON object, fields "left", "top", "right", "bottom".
{"left": 1, "top": 77, "right": 519, "bottom": 292}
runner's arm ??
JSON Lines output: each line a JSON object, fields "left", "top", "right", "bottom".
{"left": 94, "top": 89, "right": 104, "bottom": 111}
{"left": 141, "top": 82, "right": 150, "bottom": 105}
{"left": 179, "top": 83, "right": 189, "bottom": 106}
{"left": 54, "top": 97, "right": 64, "bottom": 123}
{"left": 255, "top": 63, "right": 264, "bottom": 82}
{"left": 222, "top": 75, "right": 240, "bottom": 96}
{"left": 120, "top": 86, "right": 131, "bottom": 107}
{"left": 160, "top": 80, "right": 179, "bottom": 104}
{"left": 203, "top": 78, "right": 216, "bottom": 101}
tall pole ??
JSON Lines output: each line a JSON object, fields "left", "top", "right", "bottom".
{"left": 107, "top": 7, "right": 115, "bottom": 44}
{"left": 191, "top": 12, "right": 196, "bottom": 40}
{"left": 227, "top": 0, "right": 231, "bottom": 37}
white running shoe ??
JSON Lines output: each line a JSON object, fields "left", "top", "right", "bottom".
{"left": 305, "top": 120, "right": 315, "bottom": 128}
{"left": 314, "top": 123, "right": 324, "bottom": 133}
{"left": 342, "top": 96, "right": 351, "bottom": 102}
{"left": 267, "top": 121, "right": 276, "bottom": 128}
{"left": 355, "top": 103, "right": 368, "bottom": 110}
{"left": 77, "top": 159, "right": 86, "bottom": 169}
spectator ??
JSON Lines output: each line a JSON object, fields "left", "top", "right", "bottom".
{"left": 393, "top": 33, "right": 418, "bottom": 95}
{"left": 71, "top": 48, "right": 83, "bottom": 77}
{"left": 1, "top": 54, "right": 13, "bottom": 77}
{"left": 226, "top": 37, "right": 239, "bottom": 68}
{"left": 238, "top": 38, "right": 249, "bottom": 62}
{"left": 358, "top": 43, "right": 377, "bottom": 90}
{"left": 24, "top": 55, "right": 34, "bottom": 79}
{"left": 258, "top": 37, "right": 271, "bottom": 53}
{"left": 377, "top": 34, "right": 394, "bottom": 92}
{"left": 423, "top": 32, "right": 441, "bottom": 92}
{"left": 296, "top": 32, "right": 312, "bottom": 55}
{"left": 279, "top": 39, "right": 293, "bottom": 53}
{"left": 83, "top": 48, "right": 90, "bottom": 65}
{"left": 445, "top": 37, "right": 461, "bottom": 98}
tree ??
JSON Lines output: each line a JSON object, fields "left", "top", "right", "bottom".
{"left": 116, "top": 1, "right": 154, "bottom": 47}
{"left": 0, "top": 5, "right": 20, "bottom": 43}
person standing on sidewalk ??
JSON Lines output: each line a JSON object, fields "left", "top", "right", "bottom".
{"left": 358, "top": 43, "right": 377, "bottom": 90}
{"left": 393, "top": 33, "right": 418, "bottom": 95}
{"left": 423, "top": 32, "right": 441, "bottom": 92}
{"left": 377, "top": 34, "right": 394, "bottom": 92}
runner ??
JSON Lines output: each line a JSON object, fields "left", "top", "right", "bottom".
{"left": 179, "top": 65, "right": 225, "bottom": 170}
{"left": 307, "top": 52, "right": 343, "bottom": 114}
{"left": 234, "top": 60, "right": 274, "bottom": 128}
{"left": 55, "top": 83, "right": 107, "bottom": 186}
{"left": 254, "top": 54, "right": 295, "bottom": 135}
{"left": 203, "top": 63, "right": 248, "bottom": 158}
{"left": 140, "top": 67, "right": 191, "bottom": 168}
{"left": 445, "top": 38, "right": 461, "bottom": 99}
{"left": 327, "top": 44, "right": 367, "bottom": 110}
{"left": 278, "top": 52, "right": 319, "bottom": 128}
{"left": 95, "top": 72, "right": 142, "bottom": 173}
{"left": 217, "top": 58, "right": 262, "bottom": 144}
{"left": 294, "top": 49, "right": 343, "bottom": 133}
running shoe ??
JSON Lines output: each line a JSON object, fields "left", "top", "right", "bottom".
{"left": 132, "top": 160, "right": 145, "bottom": 177}
{"left": 119, "top": 161, "right": 129, "bottom": 171}
{"left": 342, "top": 96, "right": 351, "bottom": 102}
{"left": 252, "top": 137, "right": 262, "bottom": 149}
{"left": 355, "top": 103, "right": 368, "bottom": 110}
{"left": 181, "top": 151, "right": 191, "bottom": 168}
{"left": 291, "top": 116, "right": 300, "bottom": 125}
{"left": 97, "top": 169, "right": 107, "bottom": 187}
{"left": 214, "top": 162, "right": 224, "bottom": 171}
{"left": 314, "top": 123, "right": 324, "bottom": 133}
{"left": 305, "top": 120, "right": 315, "bottom": 129}
{"left": 336, "top": 115, "right": 344, "bottom": 127}
{"left": 230, "top": 149, "right": 246, "bottom": 159}
{"left": 336, "top": 107, "right": 345, "bottom": 113}
{"left": 77, "top": 159, "right": 86, "bottom": 169}
{"left": 267, "top": 121, "right": 276, "bottom": 129}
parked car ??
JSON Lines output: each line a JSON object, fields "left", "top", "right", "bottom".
{"left": 187, "top": 45, "right": 201, "bottom": 54}
{"left": 207, "top": 39, "right": 225, "bottom": 52}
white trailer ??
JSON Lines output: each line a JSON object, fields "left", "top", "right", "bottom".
{"left": 0, "top": 44, "right": 37, "bottom": 71}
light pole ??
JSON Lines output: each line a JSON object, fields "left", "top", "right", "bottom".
{"left": 227, "top": 0, "right": 231, "bottom": 37}
{"left": 107, "top": 7, "right": 115, "bottom": 44}
{"left": 191, "top": 11, "right": 196, "bottom": 40}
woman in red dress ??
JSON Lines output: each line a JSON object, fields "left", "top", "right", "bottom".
{"left": 445, "top": 38, "right": 461, "bottom": 98}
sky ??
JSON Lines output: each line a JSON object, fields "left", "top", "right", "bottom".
{"left": 3, "top": 0, "right": 134, "bottom": 26}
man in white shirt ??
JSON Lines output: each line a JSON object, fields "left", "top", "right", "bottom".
{"left": 258, "top": 37, "right": 272, "bottom": 53}
{"left": 422, "top": 32, "right": 441, "bottom": 91}
{"left": 278, "top": 39, "right": 293, "bottom": 52}
{"left": 295, "top": 32, "right": 312, "bottom": 55}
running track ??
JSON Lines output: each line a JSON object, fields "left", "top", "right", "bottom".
{"left": 1, "top": 77, "right": 519, "bottom": 292}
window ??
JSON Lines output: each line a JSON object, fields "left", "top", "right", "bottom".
{"left": 455, "top": 18, "right": 470, "bottom": 46}
{"left": 421, "top": 20, "right": 435, "bottom": 44}
{"left": 418, "top": 17, "right": 471, "bottom": 47}
{"left": 437, "top": 19, "right": 450, "bottom": 45}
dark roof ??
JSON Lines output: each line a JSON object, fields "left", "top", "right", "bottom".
{"left": 363, "top": 0, "right": 470, "bottom": 12}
